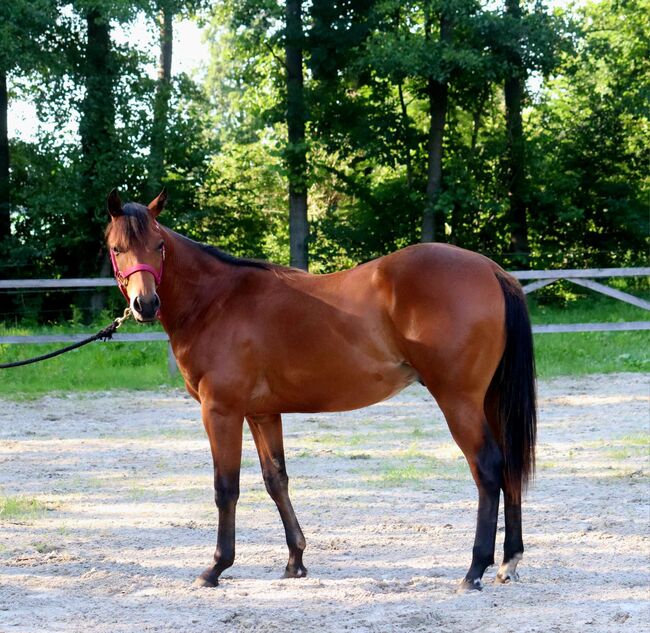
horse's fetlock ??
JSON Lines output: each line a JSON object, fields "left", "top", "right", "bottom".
{"left": 213, "top": 545, "right": 235, "bottom": 570}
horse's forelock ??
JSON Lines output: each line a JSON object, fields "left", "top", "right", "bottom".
{"left": 105, "top": 203, "right": 153, "bottom": 249}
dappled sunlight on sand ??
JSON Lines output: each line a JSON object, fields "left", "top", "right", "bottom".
{"left": 1, "top": 373, "right": 649, "bottom": 632}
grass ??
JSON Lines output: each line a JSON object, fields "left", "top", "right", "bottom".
{"left": 618, "top": 433, "right": 649, "bottom": 447}
{"left": 380, "top": 463, "right": 428, "bottom": 487}
{"left": 0, "top": 496, "right": 46, "bottom": 521}
{"left": 0, "top": 316, "right": 183, "bottom": 395}
{"left": 528, "top": 290, "right": 649, "bottom": 377}
{"left": 370, "top": 457, "right": 470, "bottom": 488}
{"left": 605, "top": 433, "right": 649, "bottom": 461}
{"left": 32, "top": 541, "right": 59, "bottom": 554}
{"left": 0, "top": 290, "right": 648, "bottom": 395}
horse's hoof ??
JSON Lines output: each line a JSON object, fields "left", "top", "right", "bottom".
{"left": 193, "top": 567, "right": 219, "bottom": 588}
{"left": 457, "top": 578, "right": 482, "bottom": 593}
{"left": 495, "top": 555, "right": 522, "bottom": 585}
{"left": 495, "top": 570, "right": 520, "bottom": 585}
{"left": 283, "top": 564, "right": 308, "bottom": 579}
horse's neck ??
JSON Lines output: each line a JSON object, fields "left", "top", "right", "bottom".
{"left": 156, "top": 229, "right": 232, "bottom": 335}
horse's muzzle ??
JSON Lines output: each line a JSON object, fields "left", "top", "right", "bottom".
{"left": 132, "top": 293, "right": 160, "bottom": 322}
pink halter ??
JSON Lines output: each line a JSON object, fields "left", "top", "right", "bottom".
{"left": 109, "top": 244, "right": 165, "bottom": 301}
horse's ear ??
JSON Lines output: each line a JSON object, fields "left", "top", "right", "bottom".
{"left": 107, "top": 189, "right": 123, "bottom": 219}
{"left": 148, "top": 188, "right": 167, "bottom": 218}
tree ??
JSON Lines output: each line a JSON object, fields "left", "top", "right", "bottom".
{"left": 503, "top": 0, "right": 527, "bottom": 262}
{"left": 422, "top": 4, "right": 452, "bottom": 242}
{"left": 0, "top": 0, "right": 57, "bottom": 250}
{"left": 285, "top": 0, "right": 309, "bottom": 269}
{"left": 527, "top": 0, "right": 649, "bottom": 268}
{"left": 488, "top": 0, "right": 567, "bottom": 266}
{"left": 147, "top": 1, "right": 174, "bottom": 198}
{"left": 78, "top": 4, "right": 119, "bottom": 276}
{"left": 146, "top": 0, "right": 209, "bottom": 199}
{"left": 0, "top": 69, "right": 8, "bottom": 244}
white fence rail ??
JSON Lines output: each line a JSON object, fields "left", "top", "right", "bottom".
{"left": 1, "top": 267, "right": 648, "bottom": 373}
{"left": 513, "top": 267, "right": 650, "bottom": 332}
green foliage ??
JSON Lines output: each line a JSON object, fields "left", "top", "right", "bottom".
{"left": 527, "top": 0, "right": 649, "bottom": 268}
{"left": 0, "top": 0, "right": 58, "bottom": 74}
{"left": 0, "top": 0, "right": 647, "bottom": 320}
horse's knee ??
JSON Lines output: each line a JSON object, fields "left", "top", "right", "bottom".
{"left": 215, "top": 481, "right": 240, "bottom": 509}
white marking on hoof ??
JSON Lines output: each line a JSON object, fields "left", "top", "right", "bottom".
{"left": 495, "top": 553, "right": 522, "bottom": 584}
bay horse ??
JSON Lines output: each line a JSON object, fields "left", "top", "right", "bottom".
{"left": 105, "top": 189, "right": 536, "bottom": 591}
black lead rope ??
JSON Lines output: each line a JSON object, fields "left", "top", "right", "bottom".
{"left": 0, "top": 309, "right": 132, "bottom": 369}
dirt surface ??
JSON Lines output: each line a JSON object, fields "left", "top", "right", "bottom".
{"left": 1, "top": 373, "right": 649, "bottom": 633}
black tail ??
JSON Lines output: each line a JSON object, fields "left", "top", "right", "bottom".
{"left": 491, "top": 272, "right": 537, "bottom": 493}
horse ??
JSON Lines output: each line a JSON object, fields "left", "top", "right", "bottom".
{"left": 105, "top": 188, "right": 537, "bottom": 592}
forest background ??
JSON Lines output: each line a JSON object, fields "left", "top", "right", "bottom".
{"left": 0, "top": 0, "right": 648, "bottom": 323}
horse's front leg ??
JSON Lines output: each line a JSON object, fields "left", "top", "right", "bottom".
{"left": 247, "top": 414, "right": 307, "bottom": 579}
{"left": 194, "top": 400, "right": 243, "bottom": 587}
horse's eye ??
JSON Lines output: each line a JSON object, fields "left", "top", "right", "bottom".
{"left": 112, "top": 246, "right": 121, "bottom": 254}
{"left": 157, "top": 242, "right": 164, "bottom": 251}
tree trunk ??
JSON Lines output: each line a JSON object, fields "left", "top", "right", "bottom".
{"left": 148, "top": 5, "right": 173, "bottom": 199}
{"left": 504, "top": 0, "right": 529, "bottom": 265}
{"left": 285, "top": 0, "right": 309, "bottom": 270}
{"left": 79, "top": 7, "right": 116, "bottom": 277}
{"left": 394, "top": 9, "right": 412, "bottom": 190}
{"left": 397, "top": 80, "right": 413, "bottom": 189}
{"left": 0, "top": 70, "right": 10, "bottom": 243}
{"left": 421, "top": 78, "right": 448, "bottom": 242}
{"left": 421, "top": 14, "right": 451, "bottom": 243}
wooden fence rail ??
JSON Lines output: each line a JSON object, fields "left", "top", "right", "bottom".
{"left": 1, "top": 268, "right": 648, "bottom": 374}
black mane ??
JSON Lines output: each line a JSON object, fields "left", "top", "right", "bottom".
{"left": 178, "top": 234, "right": 272, "bottom": 271}
{"left": 108, "top": 206, "right": 273, "bottom": 271}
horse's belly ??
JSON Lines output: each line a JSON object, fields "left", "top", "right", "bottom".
{"left": 248, "top": 362, "right": 418, "bottom": 414}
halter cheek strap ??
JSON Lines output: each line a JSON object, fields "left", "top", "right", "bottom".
{"left": 109, "top": 245, "right": 165, "bottom": 301}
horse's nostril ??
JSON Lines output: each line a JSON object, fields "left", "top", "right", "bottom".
{"left": 133, "top": 294, "right": 159, "bottom": 319}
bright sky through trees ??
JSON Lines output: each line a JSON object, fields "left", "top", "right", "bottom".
{"left": 8, "top": 16, "right": 208, "bottom": 142}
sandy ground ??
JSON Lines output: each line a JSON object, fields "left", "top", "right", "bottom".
{"left": 0, "top": 373, "right": 649, "bottom": 633}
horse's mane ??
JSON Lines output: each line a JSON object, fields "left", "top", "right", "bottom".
{"left": 106, "top": 203, "right": 274, "bottom": 271}
{"left": 182, "top": 236, "right": 273, "bottom": 271}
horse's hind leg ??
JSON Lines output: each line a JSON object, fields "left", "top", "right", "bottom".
{"left": 247, "top": 414, "right": 307, "bottom": 579}
{"left": 485, "top": 364, "right": 525, "bottom": 585}
{"left": 496, "top": 481, "right": 524, "bottom": 583}
{"left": 437, "top": 395, "right": 503, "bottom": 591}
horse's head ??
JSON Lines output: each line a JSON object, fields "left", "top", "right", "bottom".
{"left": 105, "top": 189, "right": 167, "bottom": 322}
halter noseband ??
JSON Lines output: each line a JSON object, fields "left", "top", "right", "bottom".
{"left": 109, "top": 243, "right": 165, "bottom": 301}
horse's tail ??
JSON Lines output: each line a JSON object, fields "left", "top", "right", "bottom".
{"left": 490, "top": 272, "right": 537, "bottom": 494}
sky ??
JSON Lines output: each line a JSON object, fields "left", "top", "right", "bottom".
{"left": 8, "top": 15, "right": 210, "bottom": 142}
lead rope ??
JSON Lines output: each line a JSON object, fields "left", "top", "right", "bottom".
{"left": 0, "top": 308, "right": 132, "bottom": 369}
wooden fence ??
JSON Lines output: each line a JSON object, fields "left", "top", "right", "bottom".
{"left": 516, "top": 267, "right": 650, "bottom": 332}
{"left": 1, "top": 267, "right": 649, "bottom": 374}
